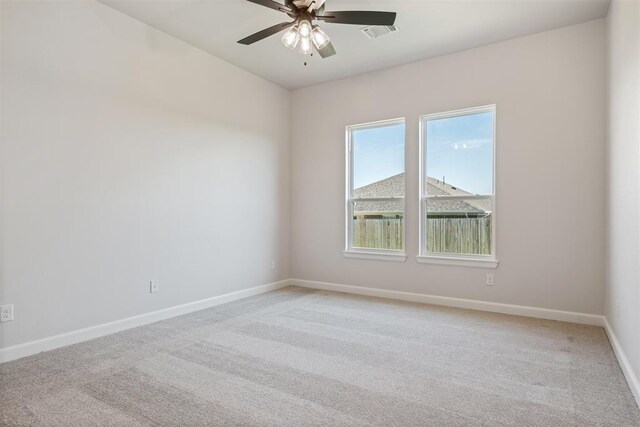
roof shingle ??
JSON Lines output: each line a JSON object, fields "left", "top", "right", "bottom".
{"left": 353, "top": 173, "right": 491, "bottom": 214}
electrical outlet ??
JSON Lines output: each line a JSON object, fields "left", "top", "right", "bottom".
{"left": 270, "top": 260, "right": 276, "bottom": 271}
{"left": 150, "top": 280, "right": 159, "bottom": 294}
{"left": 486, "top": 274, "right": 494, "bottom": 286}
{"left": 0, "top": 304, "right": 14, "bottom": 323}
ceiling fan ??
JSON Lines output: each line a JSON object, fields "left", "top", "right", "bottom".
{"left": 237, "top": 0, "right": 397, "bottom": 58}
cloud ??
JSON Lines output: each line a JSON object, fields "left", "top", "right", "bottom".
{"left": 447, "top": 138, "right": 491, "bottom": 150}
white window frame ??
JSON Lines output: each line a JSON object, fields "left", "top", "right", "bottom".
{"left": 344, "top": 118, "right": 407, "bottom": 262}
{"left": 417, "top": 105, "right": 498, "bottom": 268}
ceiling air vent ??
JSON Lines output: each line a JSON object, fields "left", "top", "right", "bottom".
{"left": 361, "top": 25, "right": 398, "bottom": 39}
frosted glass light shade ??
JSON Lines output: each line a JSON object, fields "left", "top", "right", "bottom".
{"left": 311, "top": 26, "right": 330, "bottom": 49}
{"left": 299, "top": 35, "right": 312, "bottom": 55}
{"left": 281, "top": 26, "right": 300, "bottom": 49}
{"left": 298, "top": 20, "right": 312, "bottom": 37}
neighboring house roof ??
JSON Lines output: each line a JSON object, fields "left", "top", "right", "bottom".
{"left": 353, "top": 173, "right": 491, "bottom": 214}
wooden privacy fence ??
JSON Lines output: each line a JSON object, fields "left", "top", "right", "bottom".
{"left": 426, "top": 216, "right": 491, "bottom": 255}
{"left": 353, "top": 218, "right": 404, "bottom": 250}
{"left": 353, "top": 216, "right": 492, "bottom": 254}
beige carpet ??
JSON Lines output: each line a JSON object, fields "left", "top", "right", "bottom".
{"left": 1, "top": 286, "right": 639, "bottom": 426}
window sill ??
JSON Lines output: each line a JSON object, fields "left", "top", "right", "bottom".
{"left": 416, "top": 255, "right": 498, "bottom": 269}
{"left": 344, "top": 250, "right": 407, "bottom": 262}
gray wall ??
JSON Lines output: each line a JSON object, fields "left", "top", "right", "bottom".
{"left": 290, "top": 20, "right": 607, "bottom": 315}
{"left": 605, "top": 0, "right": 640, "bottom": 394}
{"left": 0, "top": 0, "right": 291, "bottom": 349}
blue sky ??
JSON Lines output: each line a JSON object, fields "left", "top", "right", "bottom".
{"left": 353, "top": 123, "right": 405, "bottom": 188}
{"left": 426, "top": 111, "right": 494, "bottom": 195}
{"left": 352, "top": 112, "right": 493, "bottom": 195}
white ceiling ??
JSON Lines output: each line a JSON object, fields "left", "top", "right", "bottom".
{"left": 99, "top": 0, "right": 610, "bottom": 89}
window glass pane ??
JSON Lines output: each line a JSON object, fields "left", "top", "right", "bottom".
{"left": 353, "top": 123, "right": 405, "bottom": 196}
{"left": 349, "top": 120, "right": 405, "bottom": 251}
{"left": 353, "top": 200, "right": 404, "bottom": 250}
{"left": 425, "top": 111, "right": 493, "bottom": 196}
{"left": 425, "top": 198, "right": 492, "bottom": 255}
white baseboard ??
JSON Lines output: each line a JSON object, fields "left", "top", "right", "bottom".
{"left": 292, "top": 278, "right": 605, "bottom": 326}
{"left": 603, "top": 317, "right": 640, "bottom": 407}
{"left": 0, "top": 279, "right": 291, "bottom": 364}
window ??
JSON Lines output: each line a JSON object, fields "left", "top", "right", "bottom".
{"left": 345, "top": 118, "right": 406, "bottom": 261}
{"left": 418, "top": 106, "right": 497, "bottom": 267}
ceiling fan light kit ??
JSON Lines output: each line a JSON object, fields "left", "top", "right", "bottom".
{"left": 238, "top": 0, "right": 397, "bottom": 59}
{"left": 281, "top": 20, "right": 331, "bottom": 54}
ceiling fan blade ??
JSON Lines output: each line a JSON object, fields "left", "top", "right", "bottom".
{"left": 318, "top": 11, "right": 396, "bottom": 26}
{"left": 317, "top": 41, "right": 336, "bottom": 58}
{"left": 238, "top": 21, "right": 294, "bottom": 45}
{"left": 245, "top": 0, "right": 293, "bottom": 14}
